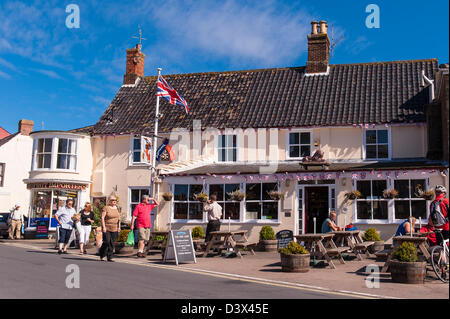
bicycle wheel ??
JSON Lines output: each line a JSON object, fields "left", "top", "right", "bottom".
{"left": 431, "top": 245, "right": 449, "bottom": 283}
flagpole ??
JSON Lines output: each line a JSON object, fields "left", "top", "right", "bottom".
{"left": 151, "top": 68, "right": 162, "bottom": 200}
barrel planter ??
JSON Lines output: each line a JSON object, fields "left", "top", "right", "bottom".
{"left": 390, "top": 260, "right": 426, "bottom": 284}
{"left": 261, "top": 240, "right": 278, "bottom": 252}
{"left": 369, "top": 241, "right": 385, "bottom": 254}
{"left": 114, "top": 242, "right": 134, "bottom": 255}
{"left": 280, "top": 253, "right": 310, "bottom": 273}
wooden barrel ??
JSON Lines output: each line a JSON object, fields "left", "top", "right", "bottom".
{"left": 390, "top": 261, "right": 426, "bottom": 284}
{"left": 262, "top": 240, "right": 278, "bottom": 252}
{"left": 280, "top": 253, "right": 310, "bottom": 273}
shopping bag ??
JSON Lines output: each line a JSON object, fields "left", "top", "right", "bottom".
{"left": 126, "top": 231, "right": 135, "bottom": 246}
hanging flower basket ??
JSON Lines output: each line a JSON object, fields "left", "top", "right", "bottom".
{"left": 227, "top": 190, "right": 246, "bottom": 201}
{"left": 162, "top": 193, "right": 173, "bottom": 201}
{"left": 414, "top": 185, "right": 434, "bottom": 200}
{"left": 345, "top": 190, "right": 362, "bottom": 200}
{"left": 382, "top": 189, "right": 399, "bottom": 199}
{"left": 194, "top": 193, "right": 208, "bottom": 202}
{"left": 268, "top": 191, "right": 284, "bottom": 201}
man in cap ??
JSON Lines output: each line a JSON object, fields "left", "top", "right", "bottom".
{"left": 9, "top": 204, "right": 24, "bottom": 239}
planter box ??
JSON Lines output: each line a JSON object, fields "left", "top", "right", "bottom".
{"left": 390, "top": 260, "right": 426, "bottom": 284}
{"left": 261, "top": 239, "right": 278, "bottom": 252}
{"left": 280, "top": 253, "right": 310, "bottom": 273}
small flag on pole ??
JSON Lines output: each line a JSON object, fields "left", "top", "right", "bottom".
{"left": 157, "top": 74, "right": 189, "bottom": 113}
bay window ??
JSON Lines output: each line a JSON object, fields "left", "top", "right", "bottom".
{"left": 36, "top": 138, "right": 53, "bottom": 169}
{"left": 34, "top": 137, "right": 78, "bottom": 171}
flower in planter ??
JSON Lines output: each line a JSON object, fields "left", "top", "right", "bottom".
{"left": 345, "top": 190, "right": 362, "bottom": 200}
{"left": 193, "top": 193, "right": 208, "bottom": 202}
{"left": 162, "top": 192, "right": 173, "bottom": 201}
{"left": 279, "top": 241, "right": 309, "bottom": 255}
{"left": 392, "top": 242, "right": 418, "bottom": 262}
{"left": 227, "top": 190, "right": 246, "bottom": 201}
{"left": 267, "top": 191, "right": 284, "bottom": 201}
{"left": 414, "top": 184, "right": 434, "bottom": 200}
{"left": 383, "top": 189, "right": 399, "bottom": 199}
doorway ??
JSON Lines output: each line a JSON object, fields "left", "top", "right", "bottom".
{"left": 305, "top": 187, "right": 329, "bottom": 234}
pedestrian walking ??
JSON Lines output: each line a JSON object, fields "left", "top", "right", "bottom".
{"left": 9, "top": 204, "right": 24, "bottom": 240}
{"left": 203, "top": 194, "right": 222, "bottom": 242}
{"left": 78, "top": 202, "right": 94, "bottom": 255}
{"left": 54, "top": 199, "right": 76, "bottom": 254}
{"left": 99, "top": 195, "right": 121, "bottom": 262}
{"left": 130, "top": 195, "right": 159, "bottom": 258}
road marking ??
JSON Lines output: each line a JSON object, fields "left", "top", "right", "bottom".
{"left": 0, "top": 242, "right": 395, "bottom": 299}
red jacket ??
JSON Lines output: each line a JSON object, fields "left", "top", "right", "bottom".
{"left": 432, "top": 194, "right": 449, "bottom": 231}
{"left": 419, "top": 224, "right": 437, "bottom": 246}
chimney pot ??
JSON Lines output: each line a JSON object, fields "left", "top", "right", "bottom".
{"left": 319, "top": 20, "right": 328, "bottom": 34}
{"left": 311, "top": 21, "right": 319, "bottom": 35}
{"left": 18, "top": 119, "right": 33, "bottom": 136}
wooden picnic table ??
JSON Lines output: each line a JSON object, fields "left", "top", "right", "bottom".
{"left": 202, "top": 230, "right": 257, "bottom": 259}
{"left": 381, "top": 236, "right": 431, "bottom": 273}
{"left": 146, "top": 231, "right": 169, "bottom": 251}
{"left": 294, "top": 233, "right": 346, "bottom": 269}
{"left": 331, "top": 230, "right": 374, "bottom": 261}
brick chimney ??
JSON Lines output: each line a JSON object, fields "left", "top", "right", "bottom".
{"left": 123, "top": 43, "right": 146, "bottom": 85}
{"left": 18, "top": 119, "right": 33, "bottom": 136}
{"left": 306, "top": 20, "right": 330, "bottom": 74}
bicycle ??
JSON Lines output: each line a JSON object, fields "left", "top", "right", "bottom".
{"left": 430, "top": 229, "right": 449, "bottom": 283}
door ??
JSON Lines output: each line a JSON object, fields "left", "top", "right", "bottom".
{"left": 305, "top": 187, "right": 329, "bottom": 234}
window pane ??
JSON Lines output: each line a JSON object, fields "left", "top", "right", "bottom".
{"left": 225, "top": 202, "right": 240, "bottom": 219}
{"left": 189, "top": 185, "right": 203, "bottom": 201}
{"left": 377, "top": 130, "right": 388, "bottom": 144}
{"left": 411, "top": 179, "right": 426, "bottom": 199}
{"left": 232, "top": 135, "right": 237, "bottom": 147}
{"left": 357, "top": 201, "right": 371, "bottom": 219}
{"left": 366, "top": 130, "right": 376, "bottom": 144}
{"left": 38, "top": 154, "right": 44, "bottom": 168}
{"left": 68, "top": 140, "right": 76, "bottom": 154}
{"left": 58, "top": 139, "right": 68, "bottom": 153}
{"left": 44, "top": 139, "right": 53, "bottom": 153}
{"left": 133, "top": 151, "right": 141, "bottom": 162}
{"left": 395, "top": 200, "right": 410, "bottom": 219}
{"left": 209, "top": 184, "right": 224, "bottom": 201}
{"left": 300, "top": 132, "right": 310, "bottom": 145}
{"left": 372, "top": 180, "right": 386, "bottom": 199}
{"left": 174, "top": 185, "right": 188, "bottom": 201}
{"left": 38, "top": 139, "right": 44, "bottom": 153}
{"left": 133, "top": 138, "right": 140, "bottom": 151}
{"left": 300, "top": 145, "right": 310, "bottom": 157}
{"left": 44, "top": 154, "right": 51, "bottom": 168}
{"left": 219, "top": 148, "right": 226, "bottom": 162}
{"left": 218, "top": 135, "right": 225, "bottom": 148}
{"left": 131, "top": 189, "right": 140, "bottom": 203}
{"left": 377, "top": 145, "right": 388, "bottom": 158}
{"left": 373, "top": 201, "right": 388, "bottom": 219}
{"left": 366, "top": 145, "right": 377, "bottom": 158}
{"left": 289, "top": 146, "right": 299, "bottom": 158}
{"left": 57, "top": 155, "right": 67, "bottom": 169}
{"left": 227, "top": 149, "right": 234, "bottom": 162}
{"left": 246, "top": 183, "right": 260, "bottom": 200}
{"left": 225, "top": 184, "right": 240, "bottom": 200}
{"left": 141, "top": 189, "right": 149, "bottom": 197}
{"left": 262, "top": 202, "right": 278, "bottom": 220}
{"left": 232, "top": 149, "right": 237, "bottom": 162}
{"left": 262, "top": 183, "right": 278, "bottom": 200}
{"left": 289, "top": 133, "right": 299, "bottom": 145}
{"left": 188, "top": 203, "right": 203, "bottom": 219}
{"left": 411, "top": 200, "right": 427, "bottom": 219}
{"left": 357, "top": 181, "right": 371, "bottom": 199}
{"left": 246, "top": 202, "right": 261, "bottom": 220}
{"left": 174, "top": 203, "right": 188, "bottom": 219}
{"left": 394, "top": 180, "right": 410, "bottom": 198}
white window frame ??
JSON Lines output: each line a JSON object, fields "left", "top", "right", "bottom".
{"left": 363, "top": 127, "right": 392, "bottom": 160}
{"left": 56, "top": 138, "right": 77, "bottom": 170}
{"left": 216, "top": 134, "right": 238, "bottom": 163}
{"left": 129, "top": 135, "right": 152, "bottom": 166}
{"left": 32, "top": 135, "right": 79, "bottom": 172}
{"left": 353, "top": 179, "right": 390, "bottom": 224}
{"left": 171, "top": 183, "right": 205, "bottom": 222}
{"left": 286, "top": 130, "right": 313, "bottom": 160}
{"left": 128, "top": 187, "right": 151, "bottom": 221}
{"left": 392, "top": 178, "right": 429, "bottom": 222}
{"left": 244, "top": 182, "right": 281, "bottom": 222}
{"left": 208, "top": 182, "right": 243, "bottom": 221}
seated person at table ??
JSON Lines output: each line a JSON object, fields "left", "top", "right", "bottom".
{"left": 394, "top": 217, "right": 416, "bottom": 236}
{"left": 419, "top": 220, "right": 437, "bottom": 247}
{"left": 321, "top": 211, "right": 344, "bottom": 233}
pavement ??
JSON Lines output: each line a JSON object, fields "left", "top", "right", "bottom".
{"left": 1, "top": 238, "right": 448, "bottom": 299}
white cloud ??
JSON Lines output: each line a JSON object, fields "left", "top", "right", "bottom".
{"left": 0, "top": 69, "right": 11, "bottom": 79}
{"left": 32, "top": 68, "right": 62, "bottom": 79}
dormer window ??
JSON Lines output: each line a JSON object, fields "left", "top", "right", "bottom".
{"left": 364, "top": 129, "right": 390, "bottom": 160}
{"left": 288, "top": 131, "right": 311, "bottom": 159}
{"left": 217, "top": 135, "right": 237, "bottom": 162}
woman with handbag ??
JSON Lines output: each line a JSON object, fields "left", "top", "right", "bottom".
{"left": 78, "top": 202, "right": 94, "bottom": 255}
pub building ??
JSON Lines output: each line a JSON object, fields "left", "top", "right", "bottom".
{"left": 23, "top": 130, "right": 92, "bottom": 234}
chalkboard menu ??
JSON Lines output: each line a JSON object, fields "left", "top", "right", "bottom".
{"left": 276, "top": 230, "right": 293, "bottom": 249}
{"left": 35, "top": 220, "right": 49, "bottom": 239}
{"left": 163, "top": 230, "right": 196, "bottom": 265}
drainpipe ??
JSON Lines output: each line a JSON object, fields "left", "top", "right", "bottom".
{"left": 422, "top": 70, "right": 435, "bottom": 102}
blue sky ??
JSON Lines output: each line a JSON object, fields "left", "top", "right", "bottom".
{"left": 0, "top": 0, "right": 448, "bottom": 134}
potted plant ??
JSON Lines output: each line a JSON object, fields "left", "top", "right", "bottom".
{"left": 390, "top": 242, "right": 426, "bottom": 284}
{"left": 363, "top": 227, "right": 384, "bottom": 254}
{"left": 382, "top": 189, "right": 399, "bottom": 199}
{"left": 115, "top": 229, "right": 134, "bottom": 255}
{"left": 344, "top": 190, "right": 362, "bottom": 200}
{"left": 227, "top": 190, "right": 246, "bottom": 201}
{"left": 194, "top": 193, "right": 208, "bottom": 203}
{"left": 191, "top": 226, "right": 205, "bottom": 240}
{"left": 268, "top": 191, "right": 284, "bottom": 201}
{"left": 162, "top": 192, "right": 173, "bottom": 201}
{"left": 259, "top": 225, "right": 277, "bottom": 252}
{"left": 279, "top": 241, "right": 310, "bottom": 273}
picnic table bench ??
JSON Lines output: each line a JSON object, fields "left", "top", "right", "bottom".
{"left": 202, "top": 230, "right": 257, "bottom": 258}
{"left": 332, "top": 230, "right": 374, "bottom": 260}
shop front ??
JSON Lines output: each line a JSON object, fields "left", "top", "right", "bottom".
{"left": 25, "top": 182, "right": 89, "bottom": 232}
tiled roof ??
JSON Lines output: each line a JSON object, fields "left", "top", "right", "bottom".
{"left": 92, "top": 59, "right": 438, "bottom": 135}
{"left": 68, "top": 125, "right": 95, "bottom": 134}
{"left": 0, "top": 126, "right": 10, "bottom": 140}
{"left": 0, "top": 132, "right": 18, "bottom": 148}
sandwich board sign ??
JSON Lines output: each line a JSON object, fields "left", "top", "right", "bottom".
{"left": 163, "top": 230, "right": 196, "bottom": 265}
{"left": 276, "top": 230, "right": 293, "bottom": 250}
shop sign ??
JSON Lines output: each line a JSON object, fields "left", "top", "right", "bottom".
{"left": 27, "top": 183, "right": 87, "bottom": 191}
{"left": 276, "top": 230, "right": 294, "bottom": 250}
{"left": 163, "top": 230, "right": 196, "bottom": 265}
{"left": 35, "top": 220, "right": 49, "bottom": 239}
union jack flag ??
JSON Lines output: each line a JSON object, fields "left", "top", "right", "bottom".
{"left": 157, "top": 74, "right": 189, "bottom": 113}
